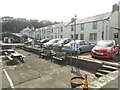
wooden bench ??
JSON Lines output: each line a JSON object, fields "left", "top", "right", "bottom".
{"left": 52, "top": 56, "right": 64, "bottom": 61}
{"left": 7, "top": 53, "right": 25, "bottom": 63}
{"left": 51, "top": 52, "right": 67, "bottom": 63}
{"left": 39, "top": 49, "right": 52, "bottom": 59}
{"left": 4, "top": 52, "right": 8, "bottom": 55}
{"left": 7, "top": 56, "right": 13, "bottom": 61}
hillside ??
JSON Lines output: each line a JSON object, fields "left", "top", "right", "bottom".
{"left": 2, "top": 19, "right": 59, "bottom": 33}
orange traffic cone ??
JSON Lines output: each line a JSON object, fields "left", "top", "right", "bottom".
{"left": 82, "top": 74, "right": 88, "bottom": 90}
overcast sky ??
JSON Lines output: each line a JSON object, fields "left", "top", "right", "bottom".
{"left": 0, "top": 0, "right": 120, "bottom": 22}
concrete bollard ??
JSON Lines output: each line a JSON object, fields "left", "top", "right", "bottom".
{"left": 82, "top": 74, "right": 88, "bottom": 90}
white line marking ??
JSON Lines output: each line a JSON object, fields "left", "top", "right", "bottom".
{"left": 3, "top": 69, "right": 15, "bottom": 88}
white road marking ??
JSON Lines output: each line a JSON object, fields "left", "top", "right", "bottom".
{"left": 3, "top": 69, "right": 15, "bottom": 88}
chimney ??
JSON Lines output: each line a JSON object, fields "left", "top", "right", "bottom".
{"left": 112, "top": 4, "right": 119, "bottom": 12}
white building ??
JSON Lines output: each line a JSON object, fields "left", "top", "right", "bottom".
{"left": 20, "top": 27, "right": 33, "bottom": 37}
{"left": 20, "top": 1, "right": 120, "bottom": 44}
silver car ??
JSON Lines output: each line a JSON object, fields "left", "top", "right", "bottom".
{"left": 43, "top": 38, "right": 61, "bottom": 49}
{"left": 62, "top": 40, "right": 94, "bottom": 54}
{"left": 52, "top": 38, "right": 71, "bottom": 51}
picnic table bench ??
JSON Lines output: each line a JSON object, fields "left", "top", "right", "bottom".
{"left": 4, "top": 52, "right": 8, "bottom": 55}
{"left": 7, "top": 55, "right": 13, "bottom": 61}
{"left": 7, "top": 53, "right": 25, "bottom": 63}
{"left": 51, "top": 51, "right": 67, "bottom": 64}
{"left": 39, "top": 49, "right": 53, "bottom": 59}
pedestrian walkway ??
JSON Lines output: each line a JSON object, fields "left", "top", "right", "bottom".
{"left": 99, "top": 76, "right": 119, "bottom": 89}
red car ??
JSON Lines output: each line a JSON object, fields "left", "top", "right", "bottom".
{"left": 91, "top": 40, "right": 119, "bottom": 59}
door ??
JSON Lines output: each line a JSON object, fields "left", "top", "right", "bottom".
{"left": 79, "top": 41, "right": 86, "bottom": 52}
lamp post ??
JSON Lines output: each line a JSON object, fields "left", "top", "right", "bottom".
{"left": 73, "top": 14, "right": 77, "bottom": 56}
{"left": 71, "top": 14, "right": 79, "bottom": 72}
{"left": 71, "top": 14, "right": 77, "bottom": 41}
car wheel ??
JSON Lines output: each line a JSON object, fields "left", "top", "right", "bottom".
{"left": 117, "top": 49, "right": 119, "bottom": 55}
{"left": 112, "top": 53, "right": 116, "bottom": 60}
{"left": 79, "top": 49, "right": 82, "bottom": 55}
{"left": 49, "top": 46, "right": 53, "bottom": 50}
{"left": 91, "top": 56, "right": 94, "bottom": 58}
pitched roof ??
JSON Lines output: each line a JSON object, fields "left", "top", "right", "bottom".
{"left": 76, "top": 12, "right": 111, "bottom": 24}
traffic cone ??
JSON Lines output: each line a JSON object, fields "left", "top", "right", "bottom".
{"left": 82, "top": 74, "right": 88, "bottom": 90}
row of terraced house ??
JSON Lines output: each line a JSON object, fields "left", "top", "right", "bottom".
{"left": 20, "top": 2, "right": 120, "bottom": 45}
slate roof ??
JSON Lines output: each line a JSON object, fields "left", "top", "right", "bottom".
{"left": 77, "top": 12, "right": 111, "bottom": 24}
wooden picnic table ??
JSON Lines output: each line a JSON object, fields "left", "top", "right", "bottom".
{"left": 8, "top": 53, "right": 25, "bottom": 63}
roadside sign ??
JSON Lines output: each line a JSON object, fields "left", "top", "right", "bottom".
{"left": 70, "top": 43, "right": 79, "bottom": 51}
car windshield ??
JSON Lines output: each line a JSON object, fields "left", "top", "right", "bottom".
{"left": 40, "top": 39, "right": 49, "bottom": 42}
{"left": 57, "top": 39, "right": 66, "bottom": 44}
{"left": 40, "top": 39, "right": 46, "bottom": 42}
{"left": 48, "top": 39, "right": 60, "bottom": 43}
{"left": 96, "top": 41, "right": 114, "bottom": 47}
{"left": 53, "top": 40, "right": 60, "bottom": 43}
{"left": 68, "top": 40, "right": 80, "bottom": 44}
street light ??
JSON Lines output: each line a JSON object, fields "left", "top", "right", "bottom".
{"left": 71, "top": 14, "right": 77, "bottom": 40}
{"left": 71, "top": 14, "right": 80, "bottom": 72}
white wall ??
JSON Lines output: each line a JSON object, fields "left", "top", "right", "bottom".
{"left": 118, "top": 1, "right": 120, "bottom": 45}
{"left": 110, "top": 10, "right": 119, "bottom": 44}
{"left": 63, "top": 25, "right": 72, "bottom": 39}
{"left": 28, "top": 2, "right": 119, "bottom": 44}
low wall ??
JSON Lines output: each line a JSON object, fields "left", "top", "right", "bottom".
{"left": 65, "top": 57, "right": 103, "bottom": 72}
{"left": 21, "top": 46, "right": 103, "bottom": 72}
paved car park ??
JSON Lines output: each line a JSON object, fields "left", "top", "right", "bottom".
{"left": 1, "top": 47, "right": 120, "bottom": 89}
{"left": 2, "top": 49, "right": 94, "bottom": 88}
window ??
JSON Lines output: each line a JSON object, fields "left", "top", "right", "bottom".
{"left": 79, "top": 41, "right": 85, "bottom": 45}
{"left": 51, "top": 29, "right": 53, "bottom": 33}
{"left": 60, "top": 35, "right": 63, "bottom": 38}
{"left": 55, "top": 35, "right": 57, "bottom": 38}
{"left": 89, "top": 33, "right": 97, "bottom": 41}
{"left": 71, "top": 25, "right": 74, "bottom": 31}
{"left": 114, "top": 33, "right": 119, "bottom": 38}
{"left": 81, "top": 23, "right": 84, "bottom": 30}
{"left": 61, "top": 27, "right": 63, "bottom": 32}
{"left": 84, "top": 41, "right": 90, "bottom": 45}
{"left": 97, "top": 41, "right": 114, "bottom": 47}
{"left": 80, "top": 34, "right": 84, "bottom": 40}
{"left": 93, "top": 21, "right": 97, "bottom": 29}
{"left": 71, "top": 34, "right": 73, "bottom": 39}
{"left": 75, "top": 34, "right": 78, "bottom": 39}
{"left": 44, "top": 30, "right": 45, "bottom": 34}
{"left": 47, "top": 36, "right": 49, "bottom": 38}
{"left": 51, "top": 36, "right": 53, "bottom": 39}
{"left": 47, "top": 31, "right": 50, "bottom": 34}
{"left": 102, "top": 31, "right": 104, "bottom": 40}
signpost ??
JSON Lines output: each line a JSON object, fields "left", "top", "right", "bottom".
{"left": 70, "top": 15, "right": 80, "bottom": 74}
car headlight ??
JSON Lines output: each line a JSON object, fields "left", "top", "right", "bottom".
{"left": 58, "top": 44, "right": 62, "bottom": 47}
{"left": 43, "top": 44, "right": 47, "bottom": 47}
{"left": 107, "top": 48, "right": 112, "bottom": 52}
{"left": 92, "top": 49, "right": 95, "bottom": 52}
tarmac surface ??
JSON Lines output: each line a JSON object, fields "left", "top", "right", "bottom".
{"left": 2, "top": 49, "right": 96, "bottom": 88}
{"left": 1, "top": 48, "right": 120, "bottom": 89}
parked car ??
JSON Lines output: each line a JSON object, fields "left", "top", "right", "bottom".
{"left": 38, "top": 38, "right": 50, "bottom": 47}
{"left": 52, "top": 38, "right": 71, "bottom": 51}
{"left": 43, "top": 38, "right": 61, "bottom": 49}
{"left": 62, "top": 40, "right": 94, "bottom": 54}
{"left": 24, "top": 41, "right": 32, "bottom": 45}
{"left": 91, "top": 40, "right": 119, "bottom": 59}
